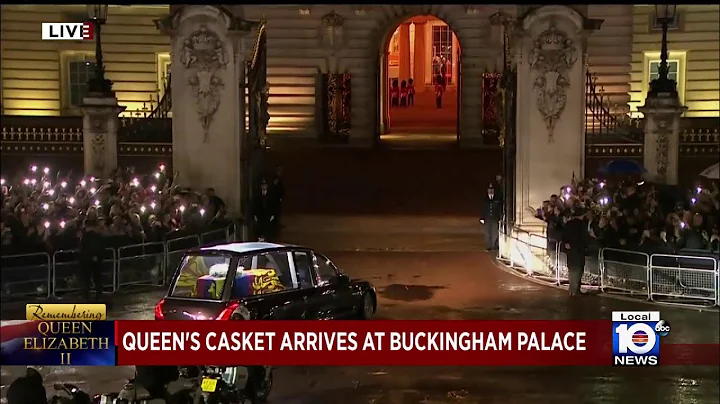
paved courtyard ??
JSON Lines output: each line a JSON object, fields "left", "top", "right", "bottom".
{"left": 2, "top": 216, "right": 719, "bottom": 403}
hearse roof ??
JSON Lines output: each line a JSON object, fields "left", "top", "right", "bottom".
{"left": 200, "top": 242, "right": 288, "bottom": 255}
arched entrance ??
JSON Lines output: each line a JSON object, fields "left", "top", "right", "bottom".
{"left": 266, "top": 6, "right": 501, "bottom": 219}
{"left": 377, "top": 14, "right": 461, "bottom": 146}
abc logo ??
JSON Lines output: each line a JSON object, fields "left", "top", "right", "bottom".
{"left": 615, "top": 323, "right": 658, "bottom": 355}
{"left": 655, "top": 320, "right": 671, "bottom": 337}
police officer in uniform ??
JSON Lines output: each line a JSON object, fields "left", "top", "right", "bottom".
{"left": 562, "top": 207, "right": 589, "bottom": 296}
{"left": 481, "top": 183, "right": 503, "bottom": 252}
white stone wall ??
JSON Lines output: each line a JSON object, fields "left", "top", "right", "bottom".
{"left": 169, "top": 6, "right": 245, "bottom": 214}
{"left": 514, "top": 6, "right": 588, "bottom": 227}
{"left": 243, "top": 5, "right": 505, "bottom": 146}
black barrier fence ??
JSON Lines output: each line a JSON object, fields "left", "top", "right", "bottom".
{"left": 0, "top": 226, "right": 234, "bottom": 300}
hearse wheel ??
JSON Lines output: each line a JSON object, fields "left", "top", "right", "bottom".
{"left": 358, "top": 292, "right": 375, "bottom": 320}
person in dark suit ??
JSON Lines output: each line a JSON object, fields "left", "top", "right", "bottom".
{"left": 79, "top": 216, "right": 109, "bottom": 301}
{"left": 481, "top": 183, "right": 503, "bottom": 251}
{"left": 253, "top": 181, "right": 278, "bottom": 241}
{"left": 562, "top": 207, "right": 589, "bottom": 296}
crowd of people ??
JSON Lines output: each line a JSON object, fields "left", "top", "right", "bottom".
{"left": 536, "top": 177, "right": 720, "bottom": 257}
{"left": 1, "top": 164, "right": 233, "bottom": 257}
{"left": 0, "top": 160, "right": 287, "bottom": 300}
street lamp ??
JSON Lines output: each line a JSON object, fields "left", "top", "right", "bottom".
{"left": 649, "top": 4, "right": 678, "bottom": 97}
{"left": 86, "top": 4, "right": 113, "bottom": 94}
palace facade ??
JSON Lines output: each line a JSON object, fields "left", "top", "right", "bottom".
{"left": 1, "top": 4, "right": 718, "bottom": 142}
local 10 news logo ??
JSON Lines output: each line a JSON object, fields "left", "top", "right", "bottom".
{"left": 612, "top": 311, "right": 670, "bottom": 366}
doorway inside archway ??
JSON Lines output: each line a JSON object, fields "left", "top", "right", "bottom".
{"left": 379, "top": 15, "right": 461, "bottom": 144}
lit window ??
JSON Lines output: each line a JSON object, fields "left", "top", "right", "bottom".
{"left": 648, "top": 60, "right": 679, "bottom": 86}
{"left": 161, "top": 61, "right": 171, "bottom": 89}
{"left": 157, "top": 53, "right": 171, "bottom": 92}
{"left": 431, "top": 25, "right": 453, "bottom": 85}
{"left": 67, "top": 60, "right": 96, "bottom": 107}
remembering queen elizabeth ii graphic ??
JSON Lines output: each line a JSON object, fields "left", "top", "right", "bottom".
{"left": 0, "top": 320, "right": 42, "bottom": 359}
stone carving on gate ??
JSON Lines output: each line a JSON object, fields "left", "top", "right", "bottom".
{"left": 91, "top": 132, "right": 106, "bottom": 174}
{"left": 653, "top": 114, "right": 673, "bottom": 182}
{"left": 181, "top": 24, "right": 228, "bottom": 143}
{"left": 320, "top": 11, "right": 345, "bottom": 52}
{"left": 529, "top": 20, "right": 578, "bottom": 142}
{"left": 89, "top": 117, "right": 107, "bottom": 174}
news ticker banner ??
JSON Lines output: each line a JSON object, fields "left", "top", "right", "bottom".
{"left": 1, "top": 306, "right": 718, "bottom": 367}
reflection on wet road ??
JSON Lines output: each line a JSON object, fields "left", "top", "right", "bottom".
{"left": 2, "top": 248, "right": 719, "bottom": 403}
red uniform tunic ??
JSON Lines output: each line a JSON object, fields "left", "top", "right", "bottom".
{"left": 390, "top": 86, "right": 400, "bottom": 98}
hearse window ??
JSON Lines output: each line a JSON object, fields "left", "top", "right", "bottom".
{"left": 170, "top": 254, "right": 232, "bottom": 300}
{"left": 313, "top": 254, "right": 337, "bottom": 286}
{"left": 230, "top": 252, "right": 292, "bottom": 299}
{"left": 293, "top": 251, "right": 314, "bottom": 289}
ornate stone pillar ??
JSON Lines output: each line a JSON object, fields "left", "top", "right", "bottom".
{"left": 320, "top": 11, "right": 346, "bottom": 74}
{"left": 639, "top": 97, "right": 686, "bottom": 185}
{"left": 81, "top": 96, "right": 125, "bottom": 179}
{"left": 398, "top": 23, "right": 411, "bottom": 80}
{"left": 156, "top": 6, "right": 253, "bottom": 216}
{"left": 512, "top": 6, "right": 597, "bottom": 229}
{"left": 412, "top": 21, "right": 427, "bottom": 91}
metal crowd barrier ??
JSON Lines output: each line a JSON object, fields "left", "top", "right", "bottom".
{"left": 117, "top": 242, "right": 166, "bottom": 288}
{"left": 649, "top": 253, "right": 718, "bottom": 306}
{"left": 498, "top": 224, "right": 719, "bottom": 307}
{"left": 600, "top": 248, "right": 650, "bottom": 297}
{"left": 165, "top": 235, "right": 201, "bottom": 284}
{"left": 0, "top": 252, "right": 51, "bottom": 300}
{"left": 52, "top": 248, "right": 117, "bottom": 297}
{"left": 0, "top": 226, "right": 234, "bottom": 300}
{"left": 200, "top": 227, "right": 231, "bottom": 247}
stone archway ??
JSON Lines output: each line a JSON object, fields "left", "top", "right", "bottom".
{"left": 378, "top": 14, "right": 462, "bottom": 139}
{"left": 364, "top": 5, "right": 480, "bottom": 147}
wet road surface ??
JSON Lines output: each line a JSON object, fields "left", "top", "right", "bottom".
{"left": 2, "top": 216, "right": 719, "bottom": 403}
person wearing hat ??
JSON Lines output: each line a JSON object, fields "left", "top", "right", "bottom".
{"left": 481, "top": 183, "right": 503, "bottom": 251}
{"left": 562, "top": 207, "right": 589, "bottom": 296}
